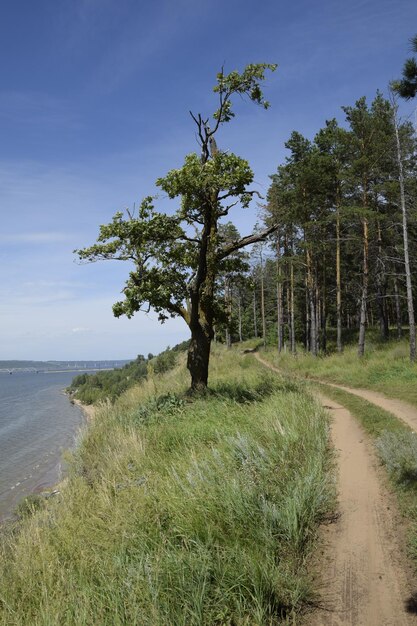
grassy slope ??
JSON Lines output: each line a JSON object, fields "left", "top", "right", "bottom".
{"left": 262, "top": 338, "right": 417, "bottom": 408}
{"left": 0, "top": 348, "right": 333, "bottom": 626}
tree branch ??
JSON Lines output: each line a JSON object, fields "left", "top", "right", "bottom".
{"left": 218, "top": 200, "right": 239, "bottom": 216}
{"left": 217, "top": 224, "right": 278, "bottom": 260}
{"left": 218, "top": 189, "right": 263, "bottom": 202}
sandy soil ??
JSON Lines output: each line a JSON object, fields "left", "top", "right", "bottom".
{"left": 72, "top": 398, "right": 96, "bottom": 420}
{"left": 254, "top": 354, "right": 417, "bottom": 625}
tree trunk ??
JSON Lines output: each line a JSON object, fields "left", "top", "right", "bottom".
{"left": 253, "top": 290, "right": 258, "bottom": 338}
{"left": 238, "top": 293, "right": 243, "bottom": 343}
{"left": 306, "top": 247, "right": 317, "bottom": 356}
{"left": 186, "top": 195, "right": 216, "bottom": 392}
{"left": 305, "top": 278, "right": 310, "bottom": 352}
{"left": 290, "top": 257, "right": 296, "bottom": 354}
{"left": 358, "top": 216, "right": 369, "bottom": 357}
{"left": 393, "top": 100, "right": 416, "bottom": 361}
{"left": 276, "top": 236, "right": 283, "bottom": 352}
{"left": 315, "top": 277, "right": 320, "bottom": 354}
{"left": 260, "top": 249, "right": 266, "bottom": 348}
{"left": 285, "top": 233, "right": 292, "bottom": 351}
{"left": 321, "top": 260, "right": 327, "bottom": 353}
{"left": 277, "top": 282, "right": 283, "bottom": 352}
{"left": 376, "top": 220, "right": 389, "bottom": 341}
{"left": 393, "top": 275, "right": 402, "bottom": 340}
{"left": 225, "top": 276, "right": 232, "bottom": 349}
{"left": 336, "top": 209, "right": 343, "bottom": 352}
{"left": 187, "top": 324, "right": 211, "bottom": 391}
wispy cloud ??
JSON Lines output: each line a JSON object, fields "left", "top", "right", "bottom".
{"left": 19, "top": 293, "right": 75, "bottom": 306}
{"left": 80, "top": 0, "right": 206, "bottom": 96}
{"left": 23, "top": 280, "right": 84, "bottom": 289}
{"left": 0, "top": 232, "right": 70, "bottom": 244}
{"left": 0, "top": 290, "right": 75, "bottom": 307}
{"left": 0, "top": 91, "right": 80, "bottom": 129}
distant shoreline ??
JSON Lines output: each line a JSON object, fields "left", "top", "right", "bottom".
{"left": 0, "top": 368, "right": 114, "bottom": 375}
{"left": 44, "top": 369, "right": 113, "bottom": 374}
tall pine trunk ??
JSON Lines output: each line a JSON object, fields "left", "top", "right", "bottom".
{"left": 336, "top": 208, "right": 343, "bottom": 352}
{"left": 376, "top": 220, "right": 389, "bottom": 341}
{"left": 238, "top": 293, "right": 243, "bottom": 343}
{"left": 393, "top": 101, "right": 416, "bottom": 361}
{"left": 321, "top": 259, "right": 327, "bottom": 353}
{"left": 393, "top": 274, "right": 402, "bottom": 340}
{"left": 306, "top": 246, "right": 317, "bottom": 356}
{"left": 276, "top": 236, "right": 283, "bottom": 352}
{"left": 358, "top": 215, "right": 369, "bottom": 357}
{"left": 305, "top": 277, "right": 310, "bottom": 352}
{"left": 260, "top": 247, "right": 267, "bottom": 348}
{"left": 290, "top": 255, "right": 296, "bottom": 354}
{"left": 224, "top": 276, "right": 232, "bottom": 349}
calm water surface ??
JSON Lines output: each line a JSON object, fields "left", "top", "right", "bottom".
{"left": 0, "top": 371, "right": 84, "bottom": 520}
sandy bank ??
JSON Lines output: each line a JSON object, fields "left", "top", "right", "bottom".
{"left": 71, "top": 398, "right": 96, "bottom": 420}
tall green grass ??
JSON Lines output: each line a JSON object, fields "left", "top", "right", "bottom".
{"left": 0, "top": 349, "right": 333, "bottom": 625}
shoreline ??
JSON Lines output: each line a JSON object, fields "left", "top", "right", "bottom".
{"left": 25, "top": 397, "right": 95, "bottom": 508}
{"left": 71, "top": 397, "right": 96, "bottom": 421}
{"left": 0, "top": 393, "right": 93, "bottom": 525}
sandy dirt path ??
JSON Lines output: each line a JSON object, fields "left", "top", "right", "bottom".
{"left": 314, "top": 381, "right": 417, "bottom": 432}
{"left": 255, "top": 353, "right": 417, "bottom": 431}
{"left": 310, "top": 394, "right": 415, "bottom": 625}
{"left": 254, "top": 354, "right": 417, "bottom": 625}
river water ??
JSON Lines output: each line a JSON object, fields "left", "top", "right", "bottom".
{"left": 0, "top": 371, "right": 84, "bottom": 521}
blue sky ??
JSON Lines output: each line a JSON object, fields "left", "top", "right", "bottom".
{"left": 1, "top": 0, "right": 416, "bottom": 359}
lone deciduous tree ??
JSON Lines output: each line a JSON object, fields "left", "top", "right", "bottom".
{"left": 76, "top": 64, "right": 277, "bottom": 391}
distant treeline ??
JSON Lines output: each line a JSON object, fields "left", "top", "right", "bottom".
{"left": 68, "top": 341, "right": 189, "bottom": 404}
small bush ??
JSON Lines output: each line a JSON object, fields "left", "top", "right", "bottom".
{"left": 129, "top": 392, "right": 185, "bottom": 425}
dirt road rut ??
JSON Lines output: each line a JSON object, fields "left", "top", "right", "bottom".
{"left": 311, "top": 395, "right": 415, "bottom": 625}
{"left": 317, "top": 382, "right": 417, "bottom": 432}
